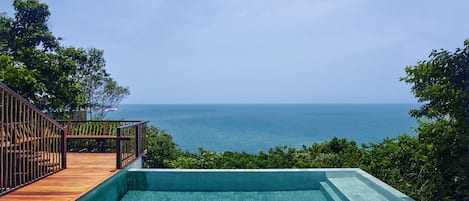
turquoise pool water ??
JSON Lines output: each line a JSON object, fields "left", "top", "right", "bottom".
{"left": 79, "top": 168, "right": 414, "bottom": 201}
{"left": 121, "top": 190, "right": 329, "bottom": 201}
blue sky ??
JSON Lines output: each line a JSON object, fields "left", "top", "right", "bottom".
{"left": 1, "top": 0, "right": 469, "bottom": 104}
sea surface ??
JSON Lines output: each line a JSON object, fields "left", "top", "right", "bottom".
{"left": 108, "top": 104, "right": 419, "bottom": 153}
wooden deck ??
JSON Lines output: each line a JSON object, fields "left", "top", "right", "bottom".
{"left": 0, "top": 153, "right": 119, "bottom": 201}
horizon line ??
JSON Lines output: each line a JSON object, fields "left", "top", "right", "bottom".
{"left": 119, "top": 102, "right": 420, "bottom": 105}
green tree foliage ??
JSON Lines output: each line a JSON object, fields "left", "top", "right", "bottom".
{"left": 0, "top": 55, "right": 43, "bottom": 93}
{"left": 144, "top": 126, "right": 181, "bottom": 168}
{"left": 0, "top": 0, "right": 65, "bottom": 111}
{"left": 402, "top": 40, "right": 469, "bottom": 200}
{"left": 363, "top": 135, "right": 421, "bottom": 198}
{"left": 144, "top": 133, "right": 365, "bottom": 170}
{"left": 0, "top": 0, "right": 129, "bottom": 119}
{"left": 79, "top": 48, "right": 107, "bottom": 119}
{"left": 78, "top": 48, "right": 129, "bottom": 119}
{"left": 92, "top": 77, "right": 130, "bottom": 119}
{"left": 72, "top": 47, "right": 130, "bottom": 119}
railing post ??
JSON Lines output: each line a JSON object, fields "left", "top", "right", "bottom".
{"left": 66, "top": 121, "right": 71, "bottom": 135}
{"left": 103, "top": 121, "right": 108, "bottom": 136}
{"left": 61, "top": 129, "right": 67, "bottom": 169}
{"left": 116, "top": 127, "right": 122, "bottom": 169}
{"left": 11, "top": 123, "right": 16, "bottom": 144}
{"left": 135, "top": 124, "right": 139, "bottom": 158}
{"left": 143, "top": 124, "right": 146, "bottom": 154}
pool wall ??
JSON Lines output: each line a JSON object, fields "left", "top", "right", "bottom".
{"left": 128, "top": 169, "right": 326, "bottom": 191}
{"left": 77, "top": 157, "right": 143, "bottom": 201}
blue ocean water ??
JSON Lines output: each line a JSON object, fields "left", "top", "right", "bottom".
{"left": 108, "top": 104, "right": 419, "bottom": 153}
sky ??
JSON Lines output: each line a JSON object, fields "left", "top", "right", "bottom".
{"left": 1, "top": 0, "right": 469, "bottom": 104}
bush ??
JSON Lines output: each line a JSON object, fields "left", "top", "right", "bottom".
{"left": 143, "top": 126, "right": 181, "bottom": 168}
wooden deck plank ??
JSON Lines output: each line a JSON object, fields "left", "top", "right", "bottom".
{"left": 0, "top": 153, "right": 119, "bottom": 201}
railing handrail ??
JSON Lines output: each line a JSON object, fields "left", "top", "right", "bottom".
{"left": 57, "top": 120, "right": 144, "bottom": 123}
{"left": 0, "top": 82, "right": 65, "bottom": 130}
{"left": 117, "top": 120, "right": 149, "bottom": 129}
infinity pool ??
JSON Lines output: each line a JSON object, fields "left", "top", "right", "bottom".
{"left": 79, "top": 168, "right": 413, "bottom": 201}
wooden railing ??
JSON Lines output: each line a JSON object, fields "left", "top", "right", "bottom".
{"left": 57, "top": 120, "right": 148, "bottom": 169}
{"left": 0, "top": 83, "right": 66, "bottom": 196}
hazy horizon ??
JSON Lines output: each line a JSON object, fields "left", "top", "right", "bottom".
{"left": 117, "top": 102, "right": 420, "bottom": 105}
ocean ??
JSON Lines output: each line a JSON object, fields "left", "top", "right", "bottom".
{"left": 108, "top": 104, "right": 419, "bottom": 153}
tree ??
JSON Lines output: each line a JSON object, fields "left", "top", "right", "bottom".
{"left": 78, "top": 47, "right": 107, "bottom": 118}
{"left": 0, "top": 0, "right": 84, "bottom": 115}
{"left": 363, "top": 135, "right": 421, "bottom": 198}
{"left": 144, "top": 126, "right": 181, "bottom": 168}
{"left": 401, "top": 40, "right": 469, "bottom": 200}
{"left": 0, "top": 55, "right": 43, "bottom": 95}
{"left": 92, "top": 77, "right": 130, "bottom": 119}
{"left": 78, "top": 48, "right": 129, "bottom": 120}
{"left": 48, "top": 46, "right": 88, "bottom": 115}
{"left": 1, "top": 0, "right": 129, "bottom": 119}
